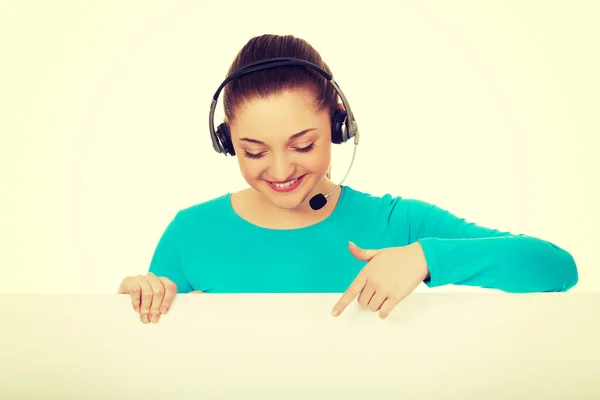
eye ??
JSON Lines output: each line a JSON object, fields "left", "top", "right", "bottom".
{"left": 294, "top": 142, "right": 315, "bottom": 153}
{"left": 243, "top": 151, "right": 264, "bottom": 159}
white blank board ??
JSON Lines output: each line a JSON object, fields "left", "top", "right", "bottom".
{"left": 1, "top": 293, "right": 599, "bottom": 399}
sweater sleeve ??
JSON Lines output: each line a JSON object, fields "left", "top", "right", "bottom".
{"left": 386, "top": 197, "right": 578, "bottom": 292}
{"left": 147, "top": 212, "right": 194, "bottom": 293}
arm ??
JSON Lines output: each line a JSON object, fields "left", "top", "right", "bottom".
{"left": 386, "top": 198, "right": 578, "bottom": 292}
{"left": 148, "top": 212, "right": 194, "bottom": 293}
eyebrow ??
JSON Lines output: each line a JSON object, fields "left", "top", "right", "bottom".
{"left": 239, "top": 128, "right": 316, "bottom": 145}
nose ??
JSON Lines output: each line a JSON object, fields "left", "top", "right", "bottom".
{"left": 268, "top": 152, "right": 295, "bottom": 182}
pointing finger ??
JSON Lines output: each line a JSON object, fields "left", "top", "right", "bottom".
{"left": 332, "top": 272, "right": 367, "bottom": 317}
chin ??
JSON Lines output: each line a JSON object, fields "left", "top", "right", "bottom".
{"left": 255, "top": 173, "right": 318, "bottom": 210}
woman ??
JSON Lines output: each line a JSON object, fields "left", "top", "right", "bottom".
{"left": 117, "top": 34, "right": 578, "bottom": 324}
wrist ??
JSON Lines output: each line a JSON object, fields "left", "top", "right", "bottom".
{"left": 411, "top": 241, "right": 430, "bottom": 280}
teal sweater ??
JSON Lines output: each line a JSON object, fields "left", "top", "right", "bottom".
{"left": 148, "top": 186, "right": 578, "bottom": 293}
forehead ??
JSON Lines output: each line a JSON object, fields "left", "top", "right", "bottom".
{"left": 229, "top": 89, "right": 329, "bottom": 141}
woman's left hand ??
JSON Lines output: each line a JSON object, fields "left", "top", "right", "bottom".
{"left": 332, "top": 241, "right": 429, "bottom": 319}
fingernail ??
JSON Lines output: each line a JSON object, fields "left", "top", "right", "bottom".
{"left": 332, "top": 309, "right": 339, "bottom": 317}
{"left": 151, "top": 315, "right": 158, "bottom": 323}
{"left": 161, "top": 307, "right": 168, "bottom": 313}
{"left": 141, "top": 314, "right": 149, "bottom": 323}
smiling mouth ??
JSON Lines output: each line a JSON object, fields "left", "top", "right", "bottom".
{"left": 266, "top": 174, "right": 306, "bottom": 192}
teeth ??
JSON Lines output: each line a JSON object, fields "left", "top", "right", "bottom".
{"left": 271, "top": 177, "right": 300, "bottom": 188}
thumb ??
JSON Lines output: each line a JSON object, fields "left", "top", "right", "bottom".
{"left": 348, "top": 241, "right": 380, "bottom": 261}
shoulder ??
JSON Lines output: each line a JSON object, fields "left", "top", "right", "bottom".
{"left": 168, "top": 192, "right": 233, "bottom": 233}
{"left": 177, "top": 192, "right": 231, "bottom": 217}
{"left": 342, "top": 185, "right": 435, "bottom": 218}
{"left": 342, "top": 186, "right": 449, "bottom": 245}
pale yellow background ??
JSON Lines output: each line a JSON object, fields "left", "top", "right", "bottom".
{"left": 1, "top": 1, "right": 598, "bottom": 294}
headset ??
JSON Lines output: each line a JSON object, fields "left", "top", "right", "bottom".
{"left": 208, "top": 57, "right": 360, "bottom": 211}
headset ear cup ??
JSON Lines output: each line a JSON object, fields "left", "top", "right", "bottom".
{"left": 215, "top": 123, "right": 235, "bottom": 156}
{"left": 331, "top": 109, "right": 348, "bottom": 144}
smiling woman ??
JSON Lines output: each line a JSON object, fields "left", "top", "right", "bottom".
{"left": 117, "top": 34, "right": 578, "bottom": 325}
{"left": 230, "top": 88, "right": 336, "bottom": 212}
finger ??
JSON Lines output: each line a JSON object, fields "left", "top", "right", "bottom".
{"left": 146, "top": 273, "right": 165, "bottom": 323}
{"left": 134, "top": 275, "right": 153, "bottom": 323}
{"left": 368, "top": 291, "right": 387, "bottom": 312}
{"left": 332, "top": 273, "right": 367, "bottom": 317}
{"left": 348, "top": 241, "right": 379, "bottom": 262}
{"left": 117, "top": 277, "right": 133, "bottom": 294}
{"left": 190, "top": 290, "right": 204, "bottom": 294}
{"left": 119, "top": 277, "right": 141, "bottom": 312}
{"left": 357, "top": 281, "right": 376, "bottom": 308}
{"left": 378, "top": 295, "right": 404, "bottom": 319}
{"left": 159, "top": 278, "right": 178, "bottom": 313}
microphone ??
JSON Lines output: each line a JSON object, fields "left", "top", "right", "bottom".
{"left": 309, "top": 141, "right": 358, "bottom": 210}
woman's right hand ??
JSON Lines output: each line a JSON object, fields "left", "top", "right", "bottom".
{"left": 117, "top": 272, "right": 178, "bottom": 324}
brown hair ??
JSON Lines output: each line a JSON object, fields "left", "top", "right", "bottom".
{"left": 223, "top": 34, "right": 339, "bottom": 178}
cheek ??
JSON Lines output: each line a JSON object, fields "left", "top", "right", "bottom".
{"left": 237, "top": 157, "right": 264, "bottom": 180}
{"left": 307, "top": 143, "right": 331, "bottom": 171}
